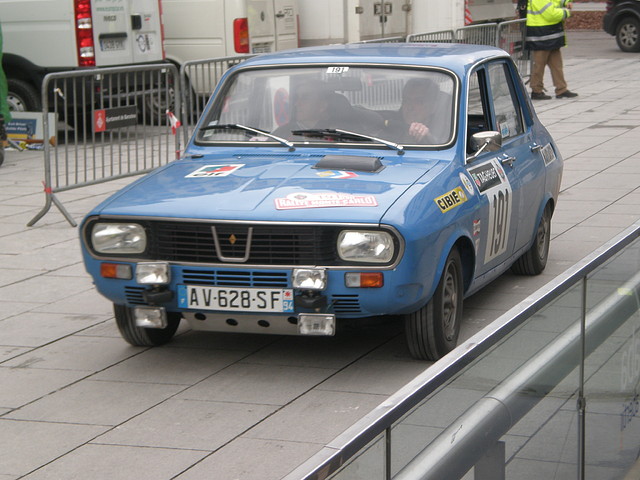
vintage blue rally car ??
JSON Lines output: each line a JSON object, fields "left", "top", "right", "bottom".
{"left": 80, "top": 43, "right": 563, "bottom": 360}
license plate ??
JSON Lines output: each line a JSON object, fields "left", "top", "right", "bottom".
{"left": 100, "top": 38, "right": 125, "bottom": 51}
{"left": 178, "top": 285, "right": 294, "bottom": 313}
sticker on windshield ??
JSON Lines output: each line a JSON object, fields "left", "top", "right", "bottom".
{"left": 275, "top": 192, "right": 377, "bottom": 210}
{"left": 326, "top": 66, "right": 349, "bottom": 74}
{"left": 186, "top": 164, "right": 244, "bottom": 178}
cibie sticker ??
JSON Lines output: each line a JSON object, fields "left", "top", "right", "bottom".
{"left": 275, "top": 192, "right": 377, "bottom": 210}
{"left": 186, "top": 164, "right": 244, "bottom": 178}
{"left": 434, "top": 187, "right": 468, "bottom": 213}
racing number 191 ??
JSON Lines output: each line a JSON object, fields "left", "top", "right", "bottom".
{"left": 486, "top": 188, "right": 511, "bottom": 261}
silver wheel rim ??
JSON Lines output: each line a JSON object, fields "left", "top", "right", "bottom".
{"left": 536, "top": 212, "right": 550, "bottom": 261}
{"left": 442, "top": 260, "right": 459, "bottom": 341}
{"left": 620, "top": 24, "right": 638, "bottom": 48}
{"left": 6, "top": 93, "right": 26, "bottom": 112}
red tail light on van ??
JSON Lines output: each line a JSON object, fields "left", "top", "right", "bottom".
{"left": 75, "top": 0, "right": 96, "bottom": 66}
{"left": 234, "top": 18, "right": 250, "bottom": 53}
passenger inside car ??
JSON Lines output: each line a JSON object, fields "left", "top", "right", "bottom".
{"left": 273, "top": 79, "right": 384, "bottom": 139}
{"left": 381, "top": 78, "right": 450, "bottom": 145}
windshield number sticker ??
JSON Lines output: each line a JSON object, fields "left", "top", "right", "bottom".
{"left": 327, "top": 66, "right": 349, "bottom": 74}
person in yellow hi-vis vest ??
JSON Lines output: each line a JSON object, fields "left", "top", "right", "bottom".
{"left": 526, "top": 0, "right": 578, "bottom": 100}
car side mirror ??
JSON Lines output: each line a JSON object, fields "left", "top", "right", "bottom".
{"left": 467, "top": 131, "right": 502, "bottom": 162}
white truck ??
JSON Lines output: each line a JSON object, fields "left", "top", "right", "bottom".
{"left": 162, "top": 0, "right": 299, "bottom": 66}
{"left": 0, "top": 0, "right": 165, "bottom": 112}
{"left": 297, "top": 0, "right": 517, "bottom": 46}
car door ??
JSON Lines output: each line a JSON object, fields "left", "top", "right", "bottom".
{"left": 465, "top": 60, "right": 527, "bottom": 277}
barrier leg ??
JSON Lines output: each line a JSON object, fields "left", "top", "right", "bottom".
{"left": 27, "top": 191, "right": 77, "bottom": 227}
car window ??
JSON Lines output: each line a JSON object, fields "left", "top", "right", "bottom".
{"left": 196, "top": 66, "right": 457, "bottom": 147}
{"left": 487, "top": 62, "right": 524, "bottom": 140}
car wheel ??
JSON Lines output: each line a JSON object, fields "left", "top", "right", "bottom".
{"left": 511, "top": 203, "right": 551, "bottom": 276}
{"left": 141, "top": 75, "right": 176, "bottom": 125}
{"left": 404, "top": 248, "right": 463, "bottom": 361}
{"left": 7, "top": 78, "right": 42, "bottom": 112}
{"left": 616, "top": 17, "right": 640, "bottom": 52}
{"left": 114, "top": 304, "right": 180, "bottom": 346}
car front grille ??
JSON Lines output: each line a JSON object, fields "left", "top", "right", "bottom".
{"left": 147, "top": 221, "right": 342, "bottom": 266}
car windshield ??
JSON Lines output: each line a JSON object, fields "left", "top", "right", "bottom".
{"left": 196, "top": 66, "right": 456, "bottom": 147}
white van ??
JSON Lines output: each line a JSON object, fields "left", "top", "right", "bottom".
{"left": 162, "top": 0, "right": 299, "bottom": 66}
{"left": 0, "top": 0, "right": 165, "bottom": 112}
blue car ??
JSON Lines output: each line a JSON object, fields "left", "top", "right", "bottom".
{"left": 80, "top": 43, "right": 563, "bottom": 360}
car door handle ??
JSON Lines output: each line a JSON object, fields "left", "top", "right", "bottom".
{"left": 530, "top": 144, "right": 542, "bottom": 153}
{"left": 501, "top": 155, "right": 516, "bottom": 167}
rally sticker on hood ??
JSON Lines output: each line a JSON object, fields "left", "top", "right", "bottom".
{"left": 275, "top": 192, "right": 378, "bottom": 210}
{"left": 185, "top": 164, "right": 244, "bottom": 178}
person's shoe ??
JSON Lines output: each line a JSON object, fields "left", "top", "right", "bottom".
{"left": 556, "top": 90, "right": 578, "bottom": 99}
{"left": 531, "top": 91, "right": 552, "bottom": 100}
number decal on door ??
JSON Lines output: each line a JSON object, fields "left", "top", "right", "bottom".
{"left": 485, "top": 185, "right": 512, "bottom": 263}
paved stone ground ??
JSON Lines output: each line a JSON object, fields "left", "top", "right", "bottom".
{"left": 0, "top": 31, "right": 639, "bottom": 480}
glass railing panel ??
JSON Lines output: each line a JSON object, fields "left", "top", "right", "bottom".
{"left": 583, "top": 238, "right": 640, "bottom": 479}
{"left": 391, "top": 282, "right": 584, "bottom": 478}
{"left": 328, "top": 433, "right": 386, "bottom": 480}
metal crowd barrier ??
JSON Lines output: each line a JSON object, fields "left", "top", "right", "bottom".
{"left": 180, "top": 54, "right": 255, "bottom": 145}
{"left": 407, "top": 19, "right": 529, "bottom": 79}
{"left": 456, "top": 22, "right": 499, "bottom": 45}
{"left": 406, "top": 30, "right": 456, "bottom": 43}
{"left": 358, "top": 36, "right": 407, "bottom": 44}
{"left": 284, "top": 221, "right": 640, "bottom": 480}
{"left": 28, "top": 63, "right": 181, "bottom": 227}
{"left": 496, "top": 18, "right": 530, "bottom": 78}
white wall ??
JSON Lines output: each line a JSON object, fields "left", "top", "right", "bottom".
{"left": 298, "top": 0, "right": 346, "bottom": 45}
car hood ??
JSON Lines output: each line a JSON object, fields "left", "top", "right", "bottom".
{"left": 92, "top": 152, "right": 441, "bottom": 223}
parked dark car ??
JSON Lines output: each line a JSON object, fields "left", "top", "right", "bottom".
{"left": 603, "top": 0, "right": 640, "bottom": 52}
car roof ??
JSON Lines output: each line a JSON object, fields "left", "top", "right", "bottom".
{"left": 238, "top": 42, "right": 510, "bottom": 77}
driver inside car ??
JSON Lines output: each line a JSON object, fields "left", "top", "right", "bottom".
{"left": 383, "top": 78, "right": 438, "bottom": 144}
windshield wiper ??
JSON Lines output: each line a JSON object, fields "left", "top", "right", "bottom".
{"left": 200, "top": 123, "right": 295, "bottom": 151}
{"left": 291, "top": 128, "right": 405, "bottom": 155}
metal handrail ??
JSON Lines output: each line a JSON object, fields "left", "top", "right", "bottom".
{"left": 395, "top": 269, "right": 640, "bottom": 479}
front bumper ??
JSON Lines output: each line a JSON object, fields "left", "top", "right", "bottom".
{"left": 86, "top": 261, "right": 432, "bottom": 334}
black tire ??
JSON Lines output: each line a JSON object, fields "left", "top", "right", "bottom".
{"left": 404, "top": 248, "right": 463, "bottom": 361}
{"left": 0, "top": 147, "right": 4, "bottom": 167}
{"left": 114, "top": 304, "right": 180, "bottom": 346}
{"left": 511, "top": 203, "right": 551, "bottom": 275}
{"left": 7, "top": 78, "right": 42, "bottom": 112}
{"left": 616, "top": 17, "right": 640, "bottom": 53}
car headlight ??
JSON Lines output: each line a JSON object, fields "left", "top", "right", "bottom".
{"left": 337, "top": 230, "right": 394, "bottom": 263}
{"left": 91, "top": 223, "right": 146, "bottom": 254}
